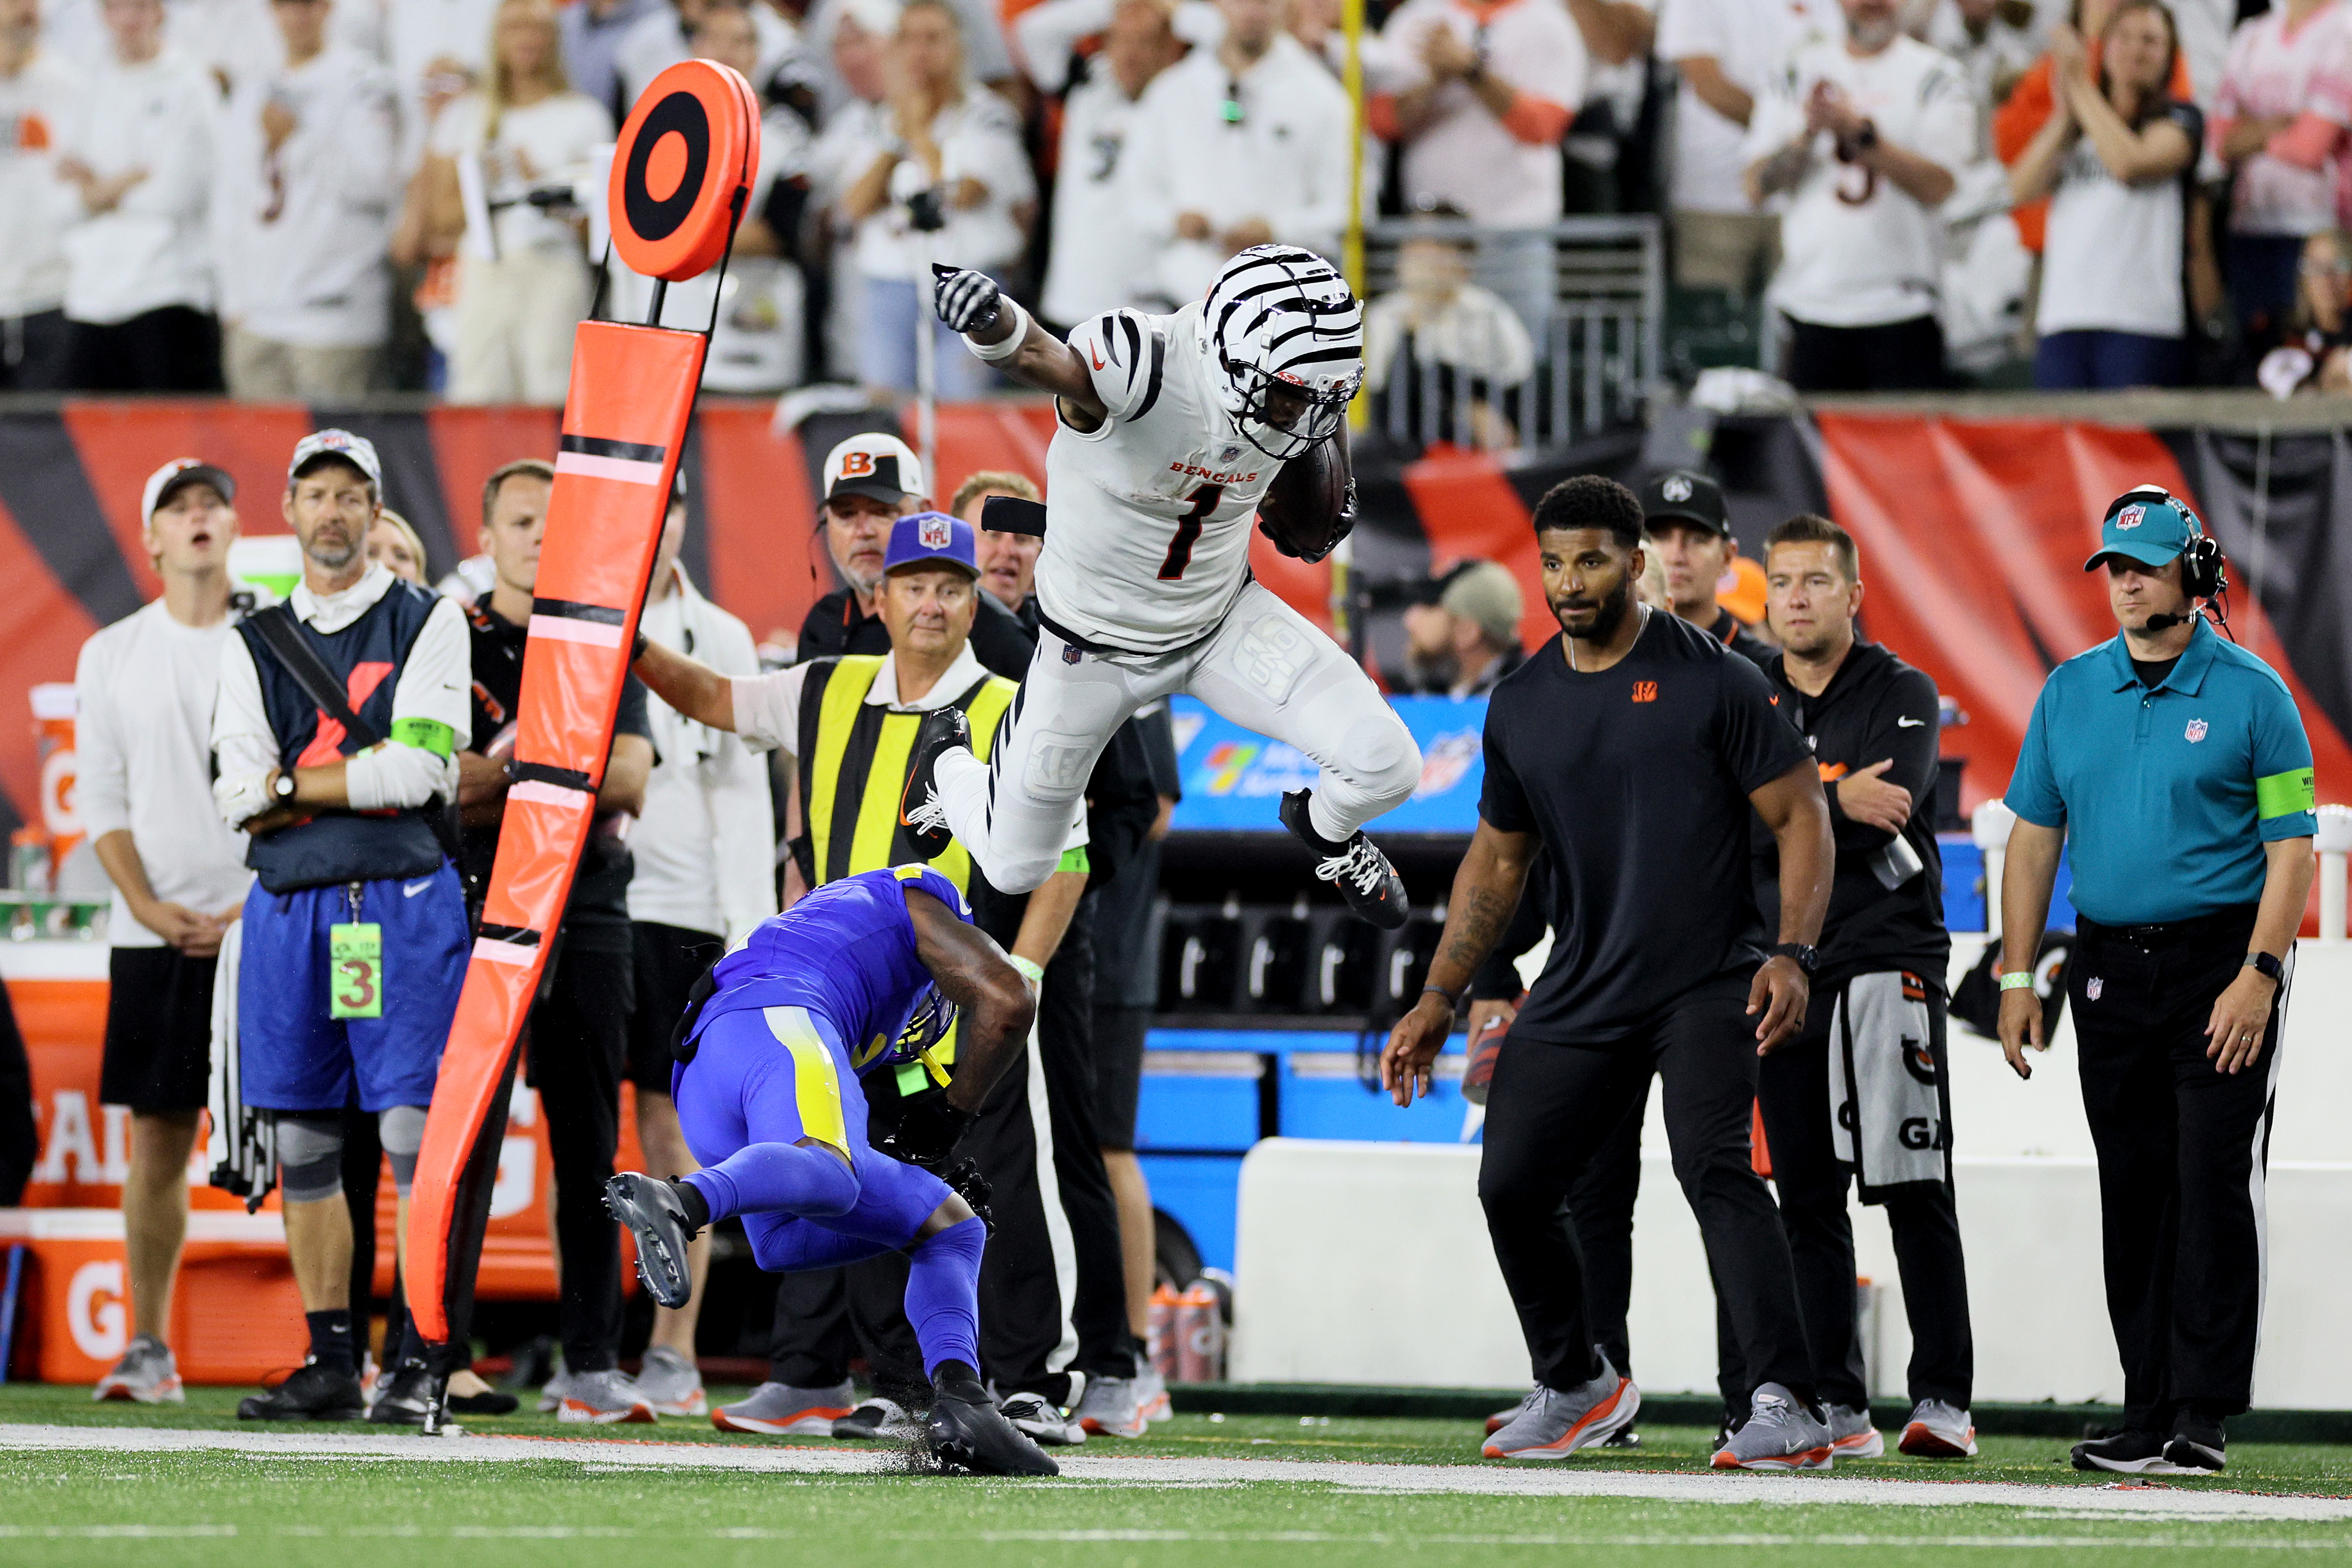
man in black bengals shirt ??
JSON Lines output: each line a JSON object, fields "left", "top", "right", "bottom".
{"left": 1383, "top": 475, "right": 1839, "bottom": 1470}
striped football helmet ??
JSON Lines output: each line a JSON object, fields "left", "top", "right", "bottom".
{"left": 1201, "top": 245, "right": 1364, "bottom": 461}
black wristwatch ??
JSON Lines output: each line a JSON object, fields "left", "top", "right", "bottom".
{"left": 272, "top": 770, "right": 298, "bottom": 802}
{"left": 2244, "top": 950, "right": 2285, "bottom": 983}
{"left": 1772, "top": 943, "right": 1821, "bottom": 977}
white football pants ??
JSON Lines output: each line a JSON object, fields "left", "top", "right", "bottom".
{"left": 936, "top": 583, "right": 1422, "bottom": 894}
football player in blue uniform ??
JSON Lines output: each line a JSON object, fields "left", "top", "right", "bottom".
{"left": 604, "top": 865, "right": 1054, "bottom": 1476}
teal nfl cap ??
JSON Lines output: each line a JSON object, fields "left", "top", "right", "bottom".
{"left": 2085, "top": 487, "right": 2202, "bottom": 572}
{"left": 884, "top": 511, "right": 979, "bottom": 578}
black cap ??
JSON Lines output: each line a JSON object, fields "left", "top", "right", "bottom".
{"left": 1640, "top": 469, "right": 1730, "bottom": 536}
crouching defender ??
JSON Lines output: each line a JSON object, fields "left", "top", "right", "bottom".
{"left": 604, "top": 864, "right": 1056, "bottom": 1477}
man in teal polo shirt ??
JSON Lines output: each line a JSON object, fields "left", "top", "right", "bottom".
{"left": 1998, "top": 485, "right": 2316, "bottom": 1479}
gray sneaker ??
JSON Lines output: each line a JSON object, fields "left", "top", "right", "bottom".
{"left": 535, "top": 1368, "right": 574, "bottom": 1415}
{"left": 833, "top": 1396, "right": 923, "bottom": 1440}
{"left": 1074, "top": 1375, "right": 1147, "bottom": 1439}
{"left": 1827, "top": 1403, "right": 1883, "bottom": 1458}
{"left": 1000, "top": 1390, "right": 1087, "bottom": 1446}
{"left": 1711, "top": 1383, "right": 1834, "bottom": 1471}
{"left": 94, "top": 1334, "right": 183, "bottom": 1405}
{"left": 710, "top": 1379, "right": 857, "bottom": 1436}
{"left": 1898, "top": 1399, "right": 1978, "bottom": 1458}
{"left": 554, "top": 1367, "right": 656, "bottom": 1425}
{"left": 1136, "top": 1364, "right": 1172, "bottom": 1423}
{"left": 1481, "top": 1358, "right": 1638, "bottom": 1459}
{"left": 634, "top": 1346, "right": 707, "bottom": 1417}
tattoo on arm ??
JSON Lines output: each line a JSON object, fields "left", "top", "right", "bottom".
{"left": 1758, "top": 141, "right": 1810, "bottom": 196}
{"left": 1442, "top": 887, "right": 1512, "bottom": 974}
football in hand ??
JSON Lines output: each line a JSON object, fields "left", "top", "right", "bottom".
{"left": 1255, "top": 431, "right": 1357, "bottom": 564}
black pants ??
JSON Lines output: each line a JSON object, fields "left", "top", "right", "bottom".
{"left": 525, "top": 944, "right": 633, "bottom": 1375}
{"left": 1782, "top": 313, "right": 1946, "bottom": 393}
{"left": 2071, "top": 907, "right": 2283, "bottom": 1429}
{"left": 1716, "top": 982, "right": 1973, "bottom": 1413}
{"left": 0, "top": 984, "right": 33, "bottom": 1205}
{"left": 69, "top": 306, "right": 222, "bottom": 392}
{"left": 1033, "top": 916, "right": 1139, "bottom": 1382}
{"left": 1480, "top": 976, "right": 1814, "bottom": 1400}
{"left": 768, "top": 1251, "right": 929, "bottom": 1406}
{"left": 2, "top": 309, "right": 74, "bottom": 392}
{"left": 1567, "top": 1094, "right": 1645, "bottom": 1381}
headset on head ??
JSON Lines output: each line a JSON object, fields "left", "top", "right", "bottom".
{"left": 2106, "top": 485, "right": 2227, "bottom": 603}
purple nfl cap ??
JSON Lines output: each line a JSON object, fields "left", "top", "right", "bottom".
{"left": 884, "top": 511, "right": 979, "bottom": 579}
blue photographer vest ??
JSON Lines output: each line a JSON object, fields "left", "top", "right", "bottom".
{"left": 238, "top": 581, "right": 447, "bottom": 893}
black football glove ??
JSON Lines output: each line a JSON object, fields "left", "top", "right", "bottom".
{"left": 931, "top": 263, "right": 1003, "bottom": 334}
{"left": 878, "top": 1090, "right": 977, "bottom": 1172}
{"left": 938, "top": 1158, "right": 995, "bottom": 1236}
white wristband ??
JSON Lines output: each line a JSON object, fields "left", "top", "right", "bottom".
{"left": 1009, "top": 954, "right": 1045, "bottom": 986}
{"left": 968, "top": 297, "right": 1029, "bottom": 362}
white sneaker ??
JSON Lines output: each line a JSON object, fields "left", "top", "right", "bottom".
{"left": 93, "top": 1335, "right": 183, "bottom": 1405}
{"left": 1826, "top": 1403, "right": 1884, "bottom": 1458}
{"left": 1073, "top": 1375, "right": 1148, "bottom": 1439}
{"left": 634, "top": 1346, "right": 707, "bottom": 1417}
{"left": 1899, "top": 1399, "right": 1979, "bottom": 1458}
{"left": 999, "top": 1391, "right": 1087, "bottom": 1446}
{"left": 556, "top": 1367, "right": 657, "bottom": 1424}
{"left": 1136, "top": 1365, "right": 1172, "bottom": 1422}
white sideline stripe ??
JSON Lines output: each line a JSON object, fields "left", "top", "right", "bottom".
{"left": 472, "top": 938, "right": 537, "bottom": 966}
{"left": 509, "top": 780, "right": 590, "bottom": 810}
{"left": 0, "top": 1527, "right": 2343, "bottom": 1548}
{"left": 0, "top": 1426, "right": 2348, "bottom": 1520}
{"left": 553, "top": 451, "right": 664, "bottom": 486}
{"left": 526, "top": 615, "right": 624, "bottom": 648}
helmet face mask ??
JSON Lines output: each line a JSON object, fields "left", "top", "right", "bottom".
{"left": 889, "top": 985, "right": 959, "bottom": 1069}
{"left": 1203, "top": 245, "right": 1364, "bottom": 461}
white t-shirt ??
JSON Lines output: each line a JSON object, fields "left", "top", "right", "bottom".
{"left": 629, "top": 571, "right": 777, "bottom": 946}
{"left": 2038, "top": 100, "right": 2202, "bottom": 338}
{"left": 1039, "top": 68, "right": 1160, "bottom": 323}
{"left": 429, "top": 89, "right": 614, "bottom": 258}
{"left": 1365, "top": 281, "right": 1536, "bottom": 388}
{"left": 75, "top": 600, "right": 256, "bottom": 947}
{"left": 850, "top": 92, "right": 1035, "bottom": 281}
{"left": 55, "top": 48, "right": 216, "bottom": 324}
{"left": 1121, "top": 36, "right": 1352, "bottom": 303}
{"left": 1377, "top": 0, "right": 1587, "bottom": 226}
{"left": 0, "top": 53, "right": 79, "bottom": 318}
{"left": 614, "top": 2, "right": 797, "bottom": 107}
{"left": 2214, "top": 2, "right": 2352, "bottom": 237}
{"left": 389, "top": 0, "right": 499, "bottom": 170}
{"left": 1658, "top": 0, "right": 1837, "bottom": 213}
{"left": 1743, "top": 35, "right": 1975, "bottom": 327}
{"left": 1924, "top": 0, "right": 2038, "bottom": 159}
{"left": 212, "top": 44, "right": 399, "bottom": 347}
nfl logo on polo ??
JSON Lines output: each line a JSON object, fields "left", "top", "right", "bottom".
{"left": 1662, "top": 475, "right": 1693, "bottom": 504}
{"left": 919, "top": 515, "right": 952, "bottom": 549}
{"left": 2186, "top": 718, "right": 2209, "bottom": 743}
{"left": 2088, "top": 977, "right": 2103, "bottom": 1001}
{"left": 2117, "top": 504, "right": 2146, "bottom": 530}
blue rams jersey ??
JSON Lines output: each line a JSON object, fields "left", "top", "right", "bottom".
{"left": 688, "top": 865, "right": 972, "bottom": 1078}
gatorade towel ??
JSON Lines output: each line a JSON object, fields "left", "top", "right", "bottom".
{"left": 405, "top": 58, "right": 756, "bottom": 1349}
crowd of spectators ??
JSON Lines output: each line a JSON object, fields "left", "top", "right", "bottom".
{"left": 3, "top": 0, "right": 2351, "bottom": 404}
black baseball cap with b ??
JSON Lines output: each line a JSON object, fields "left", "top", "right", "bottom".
{"left": 1640, "top": 469, "right": 1730, "bottom": 536}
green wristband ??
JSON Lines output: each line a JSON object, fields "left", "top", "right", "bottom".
{"left": 1997, "top": 971, "right": 2035, "bottom": 991}
{"left": 1009, "top": 955, "right": 1044, "bottom": 987}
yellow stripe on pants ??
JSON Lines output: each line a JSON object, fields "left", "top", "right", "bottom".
{"left": 761, "top": 1005, "right": 850, "bottom": 1161}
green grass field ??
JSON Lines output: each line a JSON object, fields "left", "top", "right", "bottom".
{"left": 2, "top": 1385, "right": 2349, "bottom": 1567}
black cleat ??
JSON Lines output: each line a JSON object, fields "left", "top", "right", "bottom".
{"left": 366, "top": 1358, "right": 438, "bottom": 1426}
{"left": 925, "top": 1364, "right": 1058, "bottom": 1477}
{"left": 1280, "top": 789, "right": 1407, "bottom": 929}
{"left": 238, "top": 1359, "right": 365, "bottom": 1422}
{"left": 900, "top": 706, "right": 971, "bottom": 859}
{"left": 2071, "top": 1429, "right": 2174, "bottom": 1473}
{"left": 604, "top": 1171, "right": 698, "bottom": 1309}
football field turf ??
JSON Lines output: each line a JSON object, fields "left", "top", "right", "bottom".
{"left": 2, "top": 1386, "right": 2349, "bottom": 1566}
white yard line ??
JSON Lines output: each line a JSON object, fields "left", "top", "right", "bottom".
{"left": 0, "top": 1423, "right": 2347, "bottom": 1522}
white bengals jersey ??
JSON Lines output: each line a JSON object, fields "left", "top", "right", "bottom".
{"left": 1037, "top": 301, "right": 1289, "bottom": 654}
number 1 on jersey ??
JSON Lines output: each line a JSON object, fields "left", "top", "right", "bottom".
{"left": 1159, "top": 485, "right": 1221, "bottom": 581}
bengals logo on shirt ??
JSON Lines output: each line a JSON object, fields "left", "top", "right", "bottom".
{"left": 1630, "top": 681, "right": 1658, "bottom": 703}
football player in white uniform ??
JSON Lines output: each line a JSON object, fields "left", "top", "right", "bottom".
{"left": 914, "top": 245, "right": 1419, "bottom": 927}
